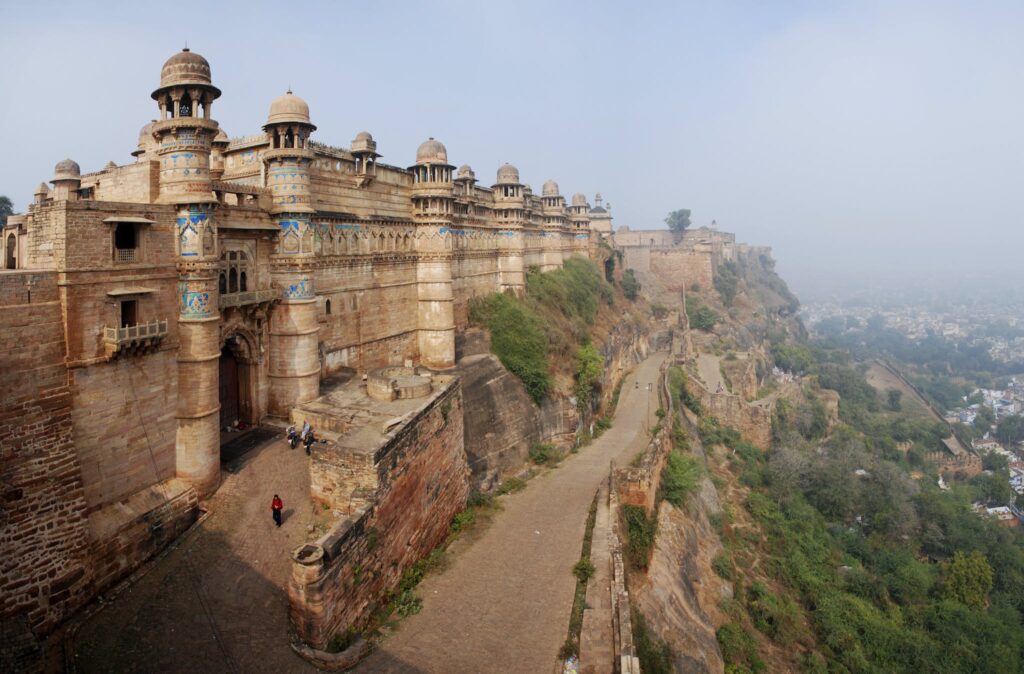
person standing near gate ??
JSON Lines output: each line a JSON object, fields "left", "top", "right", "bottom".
{"left": 271, "top": 494, "right": 283, "bottom": 527}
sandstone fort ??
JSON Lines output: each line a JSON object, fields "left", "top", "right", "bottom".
{"left": 0, "top": 48, "right": 753, "bottom": 669}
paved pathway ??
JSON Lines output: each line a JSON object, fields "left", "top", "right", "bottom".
{"left": 696, "top": 353, "right": 725, "bottom": 393}
{"left": 73, "top": 434, "right": 320, "bottom": 673}
{"left": 360, "top": 353, "right": 666, "bottom": 674}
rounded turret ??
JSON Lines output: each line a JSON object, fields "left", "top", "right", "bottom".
{"left": 496, "top": 163, "right": 520, "bottom": 184}
{"left": 416, "top": 138, "right": 449, "bottom": 165}
{"left": 266, "top": 90, "right": 315, "bottom": 129}
{"left": 542, "top": 179, "right": 559, "bottom": 197}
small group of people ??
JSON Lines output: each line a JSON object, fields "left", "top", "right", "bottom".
{"left": 286, "top": 421, "right": 317, "bottom": 455}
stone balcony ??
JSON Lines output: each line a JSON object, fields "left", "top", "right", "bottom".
{"left": 103, "top": 319, "right": 168, "bottom": 360}
{"left": 218, "top": 288, "right": 278, "bottom": 310}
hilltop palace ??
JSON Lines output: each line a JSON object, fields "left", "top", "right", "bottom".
{"left": 0, "top": 48, "right": 621, "bottom": 640}
{"left": 2, "top": 47, "right": 616, "bottom": 492}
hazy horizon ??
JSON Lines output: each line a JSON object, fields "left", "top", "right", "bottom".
{"left": 1, "top": 0, "right": 1020, "bottom": 299}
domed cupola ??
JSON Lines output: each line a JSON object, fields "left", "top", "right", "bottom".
{"left": 409, "top": 138, "right": 454, "bottom": 221}
{"left": 149, "top": 47, "right": 222, "bottom": 205}
{"left": 542, "top": 179, "right": 559, "bottom": 197}
{"left": 415, "top": 137, "right": 449, "bottom": 165}
{"left": 496, "top": 163, "right": 520, "bottom": 185}
{"left": 262, "top": 90, "right": 316, "bottom": 214}
{"left": 351, "top": 131, "right": 380, "bottom": 176}
{"left": 50, "top": 158, "right": 81, "bottom": 201}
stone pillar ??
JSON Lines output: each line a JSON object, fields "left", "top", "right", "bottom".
{"left": 416, "top": 252, "right": 455, "bottom": 370}
{"left": 269, "top": 215, "right": 320, "bottom": 415}
{"left": 174, "top": 204, "right": 221, "bottom": 497}
{"left": 498, "top": 229, "right": 525, "bottom": 294}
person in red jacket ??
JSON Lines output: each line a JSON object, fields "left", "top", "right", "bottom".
{"left": 271, "top": 494, "right": 283, "bottom": 527}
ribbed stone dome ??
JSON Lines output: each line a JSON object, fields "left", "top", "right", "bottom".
{"left": 355, "top": 131, "right": 373, "bottom": 142}
{"left": 213, "top": 128, "right": 229, "bottom": 144}
{"left": 416, "top": 137, "right": 448, "bottom": 164}
{"left": 53, "top": 158, "right": 81, "bottom": 181}
{"left": 457, "top": 164, "right": 475, "bottom": 179}
{"left": 267, "top": 90, "right": 312, "bottom": 126}
{"left": 159, "top": 48, "right": 212, "bottom": 88}
{"left": 496, "top": 163, "right": 519, "bottom": 184}
{"left": 34, "top": 182, "right": 49, "bottom": 195}
{"left": 571, "top": 193, "right": 587, "bottom": 207}
{"left": 542, "top": 179, "right": 559, "bottom": 197}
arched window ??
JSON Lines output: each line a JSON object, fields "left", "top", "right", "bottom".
{"left": 325, "top": 299, "right": 332, "bottom": 315}
{"left": 284, "top": 129, "right": 294, "bottom": 148}
{"left": 220, "top": 250, "right": 251, "bottom": 297}
{"left": 164, "top": 95, "right": 174, "bottom": 119}
{"left": 5, "top": 233, "right": 15, "bottom": 269}
{"left": 179, "top": 92, "right": 192, "bottom": 117}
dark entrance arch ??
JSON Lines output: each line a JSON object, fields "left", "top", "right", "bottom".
{"left": 219, "top": 332, "right": 258, "bottom": 431}
{"left": 5, "top": 233, "right": 15, "bottom": 269}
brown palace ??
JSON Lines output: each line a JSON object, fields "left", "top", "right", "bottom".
{"left": 0, "top": 48, "right": 612, "bottom": 639}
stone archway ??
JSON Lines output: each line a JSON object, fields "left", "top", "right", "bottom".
{"left": 220, "top": 330, "right": 259, "bottom": 429}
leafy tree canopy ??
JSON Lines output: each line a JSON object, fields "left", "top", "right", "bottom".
{"left": 665, "top": 208, "right": 691, "bottom": 234}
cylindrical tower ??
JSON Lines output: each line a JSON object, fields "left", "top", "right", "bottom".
{"left": 50, "top": 159, "right": 81, "bottom": 202}
{"left": 569, "top": 192, "right": 592, "bottom": 257}
{"left": 409, "top": 138, "right": 456, "bottom": 370}
{"left": 541, "top": 179, "right": 568, "bottom": 269}
{"left": 262, "top": 91, "right": 322, "bottom": 414}
{"left": 151, "top": 47, "right": 223, "bottom": 498}
{"left": 493, "top": 163, "right": 525, "bottom": 294}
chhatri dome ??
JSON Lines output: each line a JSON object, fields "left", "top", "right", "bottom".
{"left": 542, "top": 179, "right": 559, "bottom": 197}
{"left": 267, "top": 90, "right": 314, "bottom": 127}
{"left": 457, "top": 165, "right": 475, "bottom": 180}
{"left": 159, "top": 47, "right": 213, "bottom": 88}
{"left": 52, "top": 159, "right": 81, "bottom": 182}
{"left": 416, "top": 137, "right": 448, "bottom": 164}
{"left": 496, "top": 163, "right": 520, "bottom": 184}
{"left": 571, "top": 193, "right": 588, "bottom": 207}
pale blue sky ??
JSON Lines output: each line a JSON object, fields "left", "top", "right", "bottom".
{"left": 1, "top": 0, "right": 1020, "bottom": 295}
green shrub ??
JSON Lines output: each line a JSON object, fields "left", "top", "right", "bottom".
{"left": 717, "top": 623, "right": 765, "bottom": 672}
{"left": 687, "top": 299, "right": 719, "bottom": 331}
{"left": 529, "top": 442, "right": 559, "bottom": 465}
{"left": 394, "top": 590, "right": 422, "bottom": 617}
{"left": 633, "top": 608, "right": 674, "bottom": 674}
{"left": 746, "top": 581, "right": 801, "bottom": 644}
{"left": 661, "top": 450, "right": 700, "bottom": 507}
{"left": 497, "top": 476, "right": 527, "bottom": 495}
{"left": 713, "top": 552, "right": 735, "bottom": 581}
{"left": 622, "top": 504, "right": 658, "bottom": 570}
{"left": 572, "top": 559, "right": 595, "bottom": 582}
{"left": 622, "top": 269, "right": 641, "bottom": 300}
{"left": 470, "top": 292, "right": 551, "bottom": 403}
{"left": 574, "top": 343, "right": 604, "bottom": 411}
{"left": 450, "top": 509, "right": 476, "bottom": 533}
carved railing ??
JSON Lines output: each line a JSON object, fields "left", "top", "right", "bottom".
{"left": 114, "top": 247, "right": 137, "bottom": 263}
{"left": 103, "top": 319, "right": 168, "bottom": 359}
{"left": 219, "top": 288, "right": 278, "bottom": 309}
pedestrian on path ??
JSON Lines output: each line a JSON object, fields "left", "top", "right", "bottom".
{"left": 304, "top": 428, "right": 315, "bottom": 456}
{"left": 271, "top": 494, "right": 283, "bottom": 527}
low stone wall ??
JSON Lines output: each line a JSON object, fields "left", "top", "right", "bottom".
{"left": 688, "top": 376, "right": 772, "bottom": 450}
{"left": 614, "top": 363, "right": 673, "bottom": 514}
{"left": 289, "top": 378, "right": 469, "bottom": 649}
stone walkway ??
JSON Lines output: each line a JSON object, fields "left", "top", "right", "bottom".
{"left": 696, "top": 353, "right": 725, "bottom": 393}
{"left": 73, "top": 434, "right": 321, "bottom": 673}
{"left": 359, "top": 353, "right": 665, "bottom": 674}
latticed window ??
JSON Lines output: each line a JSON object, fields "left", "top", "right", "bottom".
{"left": 219, "top": 250, "right": 251, "bottom": 295}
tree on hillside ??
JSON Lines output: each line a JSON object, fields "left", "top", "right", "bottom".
{"left": 886, "top": 389, "right": 903, "bottom": 411}
{"left": 942, "top": 550, "right": 993, "bottom": 610}
{"left": 996, "top": 415, "right": 1024, "bottom": 447}
{"left": 665, "top": 209, "right": 691, "bottom": 235}
{"left": 0, "top": 196, "right": 13, "bottom": 226}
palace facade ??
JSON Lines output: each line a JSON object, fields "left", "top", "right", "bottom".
{"left": 0, "top": 48, "right": 613, "bottom": 644}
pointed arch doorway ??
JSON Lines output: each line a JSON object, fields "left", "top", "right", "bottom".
{"left": 219, "top": 332, "right": 258, "bottom": 430}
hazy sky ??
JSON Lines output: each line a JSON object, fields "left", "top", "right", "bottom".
{"left": 1, "top": 0, "right": 1020, "bottom": 297}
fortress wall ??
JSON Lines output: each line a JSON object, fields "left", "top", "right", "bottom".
{"left": 451, "top": 252, "right": 501, "bottom": 327}
{"left": 69, "top": 353, "right": 179, "bottom": 511}
{"left": 84, "top": 161, "right": 159, "bottom": 203}
{"left": 289, "top": 379, "right": 468, "bottom": 648}
{"left": 0, "top": 271, "right": 93, "bottom": 658}
{"left": 650, "top": 248, "right": 714, "bottom": 291}
{"left": 621, "top": 245, "right": 650, "bottom": 273}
